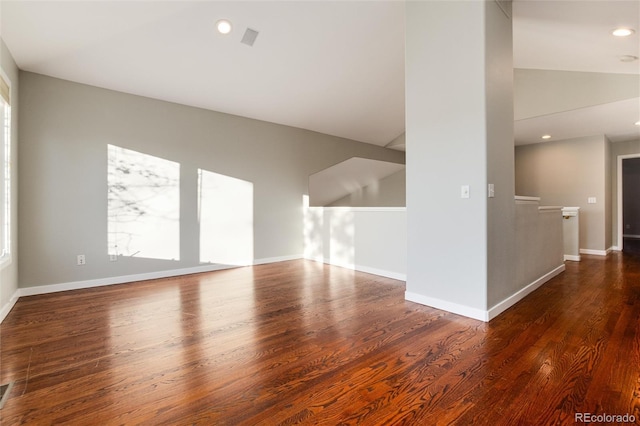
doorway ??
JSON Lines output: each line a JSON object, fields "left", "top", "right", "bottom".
{"left": 619, "top": 155, "right": 640, "bottom": 254}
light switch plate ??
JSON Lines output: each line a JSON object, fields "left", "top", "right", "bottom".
{"left": 461, "top": 185, "right": 470, "bottom": 199}
{"left": 588, "top": 197, "right": 596, "bottom": 204}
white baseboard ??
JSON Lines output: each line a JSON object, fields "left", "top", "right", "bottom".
{"left": 19, "top": 263, "right": 241, "bottom": 298}
{"left": 351, "top": 264, "right": 405, "bottom": 281}
{"left": 0, "top": 289, "right": 20, "bottom": 323}
{"left": 304, "top": 254, "right": 324, "bottom": 263}
{"left": 253, "top": 254, "right": 302, "bottom": 265}
{"left": 405, "top": 264, "right": 566, "bottom": 323}
{"left": 305, "top": 255, "right": 406, "bottom": 281}
{"left": 564, "top": 254, "right": 581, "bottom": 261}
{"left": 487, "top": 264, "right": 565, "bottom": 321}
{"left": 611, "top": 246, "right": 622, "bottom": 252}
{"left": 579, "top": 248, "right": 609, "bottom": 256}
{"left": 405, "top": 292, "right": 488, "bottom": 322}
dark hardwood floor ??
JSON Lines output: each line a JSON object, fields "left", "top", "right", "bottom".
{"left": 1, "top": 254, "right": 639, "bottom": 425}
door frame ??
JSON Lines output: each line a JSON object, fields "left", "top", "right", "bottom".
{"left": 617, "top": 153, "right": 640, "bottom": 251}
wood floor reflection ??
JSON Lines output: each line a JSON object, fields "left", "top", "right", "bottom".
{"left": 1, "top": 255, "right": 639, "bottom": 425}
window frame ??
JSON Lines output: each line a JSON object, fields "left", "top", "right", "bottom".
{"left": 0, "top": 69, "right": 12, "bottom": 268}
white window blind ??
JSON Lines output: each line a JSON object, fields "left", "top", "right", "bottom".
{"left": 1, "top": 72, "right": 11, "bottom": 262}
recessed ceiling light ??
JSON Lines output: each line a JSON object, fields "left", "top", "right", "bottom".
{"left": 541, "top": 135, "right": 551, "bottom": 140}
{"left": 612, "top": 28, "right": 635, "bottom": 37}
{"left": 216, "top": 19, "right": 232, "bottom": 35}
{"left": 635, "top": 121, "right": 640, "bottom": 126}
{"left": 620, "top": 55, "right": 639, "bottom": 62}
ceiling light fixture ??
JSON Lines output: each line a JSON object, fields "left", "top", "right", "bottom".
{"left": 541, "top": 135, "right": 551, "bottom": 140}
{"left": 216, "top": 19, "right": 232, "bottom": 35}
{"left": 612, "top": 28, "right": 635, "bottom": 37}
{"left": 635, "top": 121, "right": 640, "bottom": 126}
{"left": 619, "top": 55, "right": 639, "bottom": 62}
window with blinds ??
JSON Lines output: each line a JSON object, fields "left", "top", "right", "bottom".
{"left": 1, "top": 72, "right": 11, "bottom": 264}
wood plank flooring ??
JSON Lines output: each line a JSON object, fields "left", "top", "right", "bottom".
{"left": 1, "top": 254, "right": 639, "bottom": 425}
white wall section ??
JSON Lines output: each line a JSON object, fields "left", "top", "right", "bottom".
{"left": 303, "top": 206, "right": 406, "bottom": 280}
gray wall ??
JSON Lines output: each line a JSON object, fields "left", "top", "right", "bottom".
{"left": 0, "top": 39, "right": 19, "bottom": 308}
{"left": 485, "top": 0, "right": 516, "bottom": 308}
{"left": 18, "top": 72, "right": 405, "bottom": 288}
{"left": 328, "top": 169, "right": 405, "bottom": 207}
{"left": 406, "top": 0, "right": 515, "bottom": 316}
{"left": 515, "top": 135, "right": 609, "bottom": 252}
{"left": 611, "top": 139, "right": 640, "bottom": 247}
{"left": 515, "top": 203, "right": 564, "bottom": 292}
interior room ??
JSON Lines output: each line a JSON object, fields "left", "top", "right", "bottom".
{"left": 0, "top": 1, "right": 639, "bottom": 423}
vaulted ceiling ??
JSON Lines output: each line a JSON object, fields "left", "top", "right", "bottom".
{"left": 1, "top": 1, "right": 639, "bottom": 147}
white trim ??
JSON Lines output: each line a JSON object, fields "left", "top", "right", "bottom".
{"left": 561, "top": 206, "right": 580, "bottom": 214}
{"left": 0, "top": 254, "right": 11, "bottom": 270}
{"left": 406, "top": 264, "right": 566, "bottom": 322}
{"left": 538, "top": 206, "right": 563, "bottom": 211}
{"left": 0, "top": 288, "right": 19, "bottom": 323}
{"left": 304, "top": 254, "right": 324, "bottom": 263}
{"left": 564, "top": 254, "right": 581, "bottom": 261}
{"left": 0, "top": 68, "right": 11, "bottom": 102}
{"left": 514, "top": 195, "right": 541, "bottom": 203}
{"left": 611, "top": 246, "right": 622, "bottom": 252}
{"left": 618, "top": 153, "right": 640, "bottom": 253}
{"left": 405, "top": 292, "right": 488, "bottom": 322}
{"left": 313, "top": 206, "right": 406, "bottom": 213}
{"left": 253, "top": 254, "right": 302, "bottom": 265}
{"left": 487, "top": 264, "right": 565, "bottom": 321}
{"left": 0, "top": 67, "right": 11, "bottom": 266}
{"left": 579, "top": 248, "right": 610, "bottom": 256}
{"left": 351, "top": 264, "right": 406, "bottom": 281}
{"left": 305, "top": 256, "right": 406, "bottom": 281}
{"left": 19, "top": 264, "right": 240, "bottom": 297}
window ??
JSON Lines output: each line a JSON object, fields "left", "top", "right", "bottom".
{"left": 0, "top": 72, "right": 11, "bottom": 265}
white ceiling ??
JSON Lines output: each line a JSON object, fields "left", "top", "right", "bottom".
{"left": 513, "top": 0, "right": 640, "bottom": 145}
{"left": 0, "top": 0, "right": 405, "bottom": 146}
{"left": 515, "top": 96, "right": 640, "bottom": 145}
{"left": 514, "top": 0, "right": 639, "bottom": 75}
{"left": 1, "top": 0, "right": 639, "bottom": 147}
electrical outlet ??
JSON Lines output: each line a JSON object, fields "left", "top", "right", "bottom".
{"left": 461, "top": 185, "right": 470, "bottom": 199}
{"left": 77, "top": 254, "right": 86, "bottom": 266}
{"left": 109, "top": 254, "right": 118, "bottom": 262}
